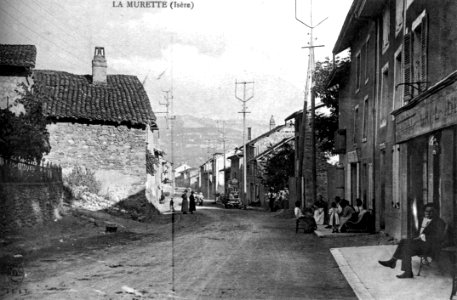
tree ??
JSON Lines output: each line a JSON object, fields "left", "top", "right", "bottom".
{"left": 0, "top": 83, "right": 50, "bottom": 164}
{"left": 312, "top": 56, "right": 350, "bottom": 155}
{"left": 260, "top": 142, "right": 294, "bottom": 191}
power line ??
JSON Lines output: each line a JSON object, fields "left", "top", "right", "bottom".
{"left": 50, "top": 0, "right": 132, "bottom": 60}
{"left": 26, "top": 0, "right": 88, "bottom": 46}
{"left": 0, "top": 6, "right": 85, "bottom": 66}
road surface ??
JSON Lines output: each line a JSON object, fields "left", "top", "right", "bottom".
{"left": 1, "top": 203, "right": 384, "bottom": 299}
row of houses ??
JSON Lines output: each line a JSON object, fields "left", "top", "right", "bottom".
{"left": 0, "top": 44, "right": 172, "bottom": 213}
{"left": 193, "top": 113, "right": 333, "bottom": 209}
{"left": 331, "top": 0, "right": 457, "bottom": 241}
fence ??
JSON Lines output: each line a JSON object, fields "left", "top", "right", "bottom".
{"left": 0, "top": 157, "right": 62, "bottom": 183}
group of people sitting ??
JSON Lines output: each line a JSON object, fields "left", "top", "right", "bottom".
{"left": 295, "top": 196, "right": 369, "bottom": 233}
{"left": 267, "top": 188, "right": 289, "bottom": 212}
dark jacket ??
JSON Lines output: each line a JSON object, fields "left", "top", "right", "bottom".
{"left": 419, "top": 217, "right": 446, "bottom": 258}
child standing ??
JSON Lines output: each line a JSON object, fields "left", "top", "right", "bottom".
{"left": 329, "top": 202, "right": 340, "bottom": 233}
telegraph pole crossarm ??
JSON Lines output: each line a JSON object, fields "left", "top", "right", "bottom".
{"left": 235, "top": 80, "right": 254, "bottom": 209}
{"left": 294, "top": 0, "right": 327, "bottom": 208}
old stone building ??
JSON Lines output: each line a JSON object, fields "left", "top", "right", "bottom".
{"left": 228, "top": 123, "right": 295, "bottom": 206}
{"left": 35, "top": 47, "right": 161, "bottom": 208}
{"left": 0, "top": 44, "right": 36, "bottom": 114}
{"left": 333, "top": 0, "right": 457, "bottom": 240}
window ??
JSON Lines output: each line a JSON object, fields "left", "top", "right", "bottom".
{"left": 362, "top": 96, "right": 369, "bottom": 142}
{"left": 404, "top": 11, "right": 428, "bottom": 101}
{"left": 353, "top": 105, "right": 359, "bottom": 145}
{"left": 395, "top": 0, "right": 404, "bottom": 36}
{"left": 394, "top": 46, "right": 403, "bottom": 109}
{"left": 364, "top": 37, "right": 370, "bottom": 84}
{"left": 382, "top": 7, "right": 390, "bottom": 53}
{"left": 412, "top": 11, "right": 428, "bottom": 92}
{"left": 406, "top": 0, "right": 414, "bottom": 9}
{"left": 355, "top": 51, "right": 361, "bottom": 92}
{"left": 392, "top": 145, "right": 400, "bottom": 209}
{"left": 380, "top": 63, "right": 389, "bottom": 127}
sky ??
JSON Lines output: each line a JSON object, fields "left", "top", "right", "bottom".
{"left": 0, "top": 0, "right": 352, "bottom": 124}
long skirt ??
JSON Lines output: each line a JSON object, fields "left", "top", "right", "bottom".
{"left": 181, "top": 197, "right": 189, "bottom": 213}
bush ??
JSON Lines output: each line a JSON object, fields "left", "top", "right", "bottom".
{"left": 64, "top": 165, "right": 101, "bottom": 196}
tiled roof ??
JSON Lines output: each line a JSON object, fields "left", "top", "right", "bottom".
{"left": 34, "top": 70, "right": 157, "bottom": 128}
{"left": 0, "top": 44, "right": 37, "bottom": 68}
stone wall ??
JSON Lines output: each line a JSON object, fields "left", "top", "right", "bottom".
{"left": 0, "top": 182, "right": 62, "bottom": 233}
{"left": 44, "top": 122, "right": 147, "bottom": 200}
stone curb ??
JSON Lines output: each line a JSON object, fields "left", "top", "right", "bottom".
{"left": 330, "top": 248, "right": 375, "bottom": 300}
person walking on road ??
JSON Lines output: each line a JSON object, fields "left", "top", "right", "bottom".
{"left": 181, "top": 189, "right": 189, "bottom": 214}
{"left": 189, "top": 190, "right": 196, "bottom": 214}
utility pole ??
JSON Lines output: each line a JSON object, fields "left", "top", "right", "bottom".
{"left": 206, "top": 139, "right": 212, "bottom": 200}
{"left": 295, "top": 0, "right": 326, "bottom": 207}
{"left": 217, "top": 121, "right": 229, "bottom": 195}
{"left": 235, "top": 80, "right": 254, "bottom": 209}
{"left": 158, "top": 90, "right": 176, "bottom": 193}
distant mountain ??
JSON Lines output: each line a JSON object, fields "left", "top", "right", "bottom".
{"left": 156, "top": 115, "right": 275, "bottom": 168}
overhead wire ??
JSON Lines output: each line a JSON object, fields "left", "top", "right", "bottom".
{"left": 0, "top": 6, "right": 85, "bottom": 67}
{"left": 50, "top": 0, "right": 133, "bottom": 60}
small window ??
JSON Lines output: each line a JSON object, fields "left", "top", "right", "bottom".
{"left": 380, "top": 64, "right": 389, "bottom": 127}
{"left": 406, "top": 0, "right": 414, "bottom": 9}
{"left": 395, "top": 0, "right": 404, "bottom": 36}
{"left": 353, "top": 105, "right": 359, "bottom": 145}
{"left": 364, "top": 37, "right": 370, "bottom": 84}
{"left": 356, "top": 51, "right": 361, "bottom": 92}
{"left": 362, "top": 96, "right": 369, "bottom": 142}
{"left": 394, "top": 46, "right": 403, "bottom": 109}
{"left": 382, "top": 7, "right": 390, "bottom": 53}
{"left": 412, "top": 11, "right": 428, "bottom": 94}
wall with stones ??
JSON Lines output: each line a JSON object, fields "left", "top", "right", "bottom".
{"left": 0, "top": 182, "right": 62, "bottom": 233}
{"left": 44, "top": 122, "right": 147, "bottom": 200}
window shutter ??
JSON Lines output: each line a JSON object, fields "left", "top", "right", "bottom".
{"left": 420, "top": 14, "right": 428, "bottom": 91}
{"left": 403, "top": 32, "right": 412, "bottom": 102}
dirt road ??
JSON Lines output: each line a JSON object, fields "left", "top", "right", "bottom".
{"left": 1, "top": 204, "right": 383, "bottom": 299}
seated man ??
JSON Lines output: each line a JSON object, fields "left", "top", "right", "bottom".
{"left": 295, "top": 201, "right": 317, "bottom": 233}
{"left": 338, "top": 199, "right": 355, "bottom": 232}
{"left": 294, "top": 200, "right": 304, "bottom": 219}
{"left": 378, "top": 203, "right": 446, "bottom": 278}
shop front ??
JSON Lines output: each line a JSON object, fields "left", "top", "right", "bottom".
{"left": 393, "top": 72, "right": 457, "bottom": 240}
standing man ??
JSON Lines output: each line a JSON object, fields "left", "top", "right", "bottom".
{"left": 378, "top": 203, "right": 446, "bottom": 278}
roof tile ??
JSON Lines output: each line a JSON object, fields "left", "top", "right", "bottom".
{"left": 34, "top": 70, "right": 157, "bottom": 128}
{"left": 0, "top": 44, "right": 37, "bottom": 68}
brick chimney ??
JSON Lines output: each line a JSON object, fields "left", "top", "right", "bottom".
{"left": 248, "top": 127, "right": 252, "bottom": 140}
{"left": 92, "top": 47, "right": 107, "bottom": 84}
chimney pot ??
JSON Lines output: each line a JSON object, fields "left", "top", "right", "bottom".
{"left": 269, "top": 115, "right": 276, "bottom": 130}
{"left": 92, "top": 46, "right": 107, "bottom": 84}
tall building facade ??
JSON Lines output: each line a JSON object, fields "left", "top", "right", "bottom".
{"left": 333, "top": 0, "right": 457, "bottom": 240}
